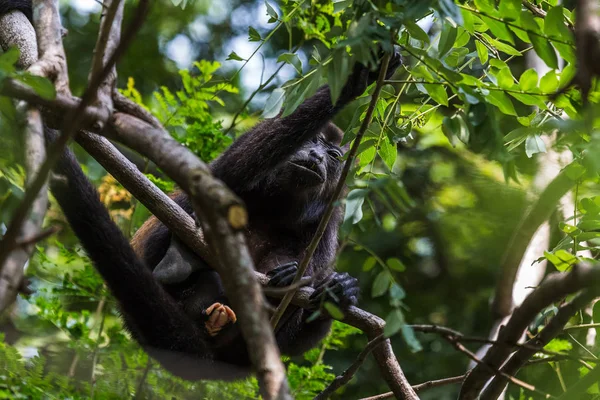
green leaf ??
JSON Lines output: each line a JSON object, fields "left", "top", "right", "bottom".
{"left": 423, "top": 84, "right": 448, "bottom": 106}
{"left": 265, "top": 1, "right": 278, "bottom": 22}
{"left": 383, "top": 308, "right": 404, "bottom": 337}
{"left": 277, "top": 52, "right": 302, "bottom": 74}
{"left": 262, "top": 88, "right": 285, "bottom": 118}
{"left": 544, "top": 6, "right": 572, "bottom": 41}
{"left": 495, "top": 67, "right": 515, "bottom": 89}
{"left": 378, "top": 137, "right": 397, "bottom": 170}
{"left": 386, "top": 258, "right": 406, "bottom": 272}
{"left": 499, "top": 0, "right": 521, "bottom": 21}
{"left": 389, "top": 283, "right": 406, "bottom": 302}
{"left": 518, "top": 69, "right": 539, "bottom": 91}
{"left": 363, "top": 256, "right": 377, "bottom": 272}
{"left": 328, "top": 49, "right": 351, "bottom": 105}
{"left": 248, "top": 26, "right": 262, "bottom": 42}
{"left": 544, "top": 250, "right": 577, "bottom": 272}
{"left": 438, "top": 23, "right": 457, "bottom": 57}
{"left": 475, "top": 41, "right": 489, "bottom": 64}
{"left": 226, "top": 51, "right": 245, "bottom": 61}
{"left": 483, "top": 34, "right": 522, "bottom": 56}
{"left": 372, "top": 271, "right": 391, "bottom": 298}
{"left": 521, "top": 10, "right": 558, "bottom": 69}
{"left": 404, "top": 21, "right": 430, "bottom": 43}
{"left": 540, "top": 70, "right": 559, "bottom": 93}
{"left": 486, "top": 90, "right": 517, "bottom": 116}
{"left": 565, "top": 162, "right": 586, "bottom": 181}
{"left": 16, "top": 74, "right": 56, "bottom": 100}
{"left": 323, "top": 302, "right": 344, "bottom": 319}
{"left": 333, "top": 0, "right": 351, "bottom": 13}
{"left": 402, "top": 325, "right": 423, "bottom": 352}
{"left": 344, "top": 189, "right": 368, "bottom": 225}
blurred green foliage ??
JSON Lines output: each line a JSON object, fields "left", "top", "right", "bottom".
{"left": 1, "top": 0, "right": 600, "bottom": 399}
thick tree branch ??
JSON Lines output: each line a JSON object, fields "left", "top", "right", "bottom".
{"left": 0, "top": 11, "right": 37, "bottom": 68}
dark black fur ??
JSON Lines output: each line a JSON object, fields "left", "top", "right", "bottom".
{"left": 0, "top": 0, "right": 31, "bottom": 21}
{"left": 3, "top": 0, "right": 402, "bottom": 380}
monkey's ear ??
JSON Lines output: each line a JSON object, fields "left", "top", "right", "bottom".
{"left": 153, "top": 236, "right": 205, "bottom": 284}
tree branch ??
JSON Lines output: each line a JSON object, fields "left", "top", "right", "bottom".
{"left": 314, "top": 335, "right": 386, "bottom": 400}
{"left": 460, "top": 262, "right": 600, "bottom": 400}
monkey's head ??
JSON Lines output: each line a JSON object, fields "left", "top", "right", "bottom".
{"left": 279, "top": 123, "right": 346, "bottom": 197}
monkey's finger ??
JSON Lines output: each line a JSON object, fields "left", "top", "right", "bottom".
{"left": 223, "top": 305, "right": 237, "bottom": 323}
{"left": 205, "top": 302, "right": 223, "bottom": 315}
{"left": 267, "top": 261, "right": 298, "bottom": 277}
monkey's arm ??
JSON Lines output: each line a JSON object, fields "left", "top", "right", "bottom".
{"left": 45, "top": 129, "right": 210, "bottom": 353}
{"left": 210, "top": 50, "right": 402, "bottom": 192}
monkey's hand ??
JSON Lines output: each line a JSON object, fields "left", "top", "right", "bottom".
{"left": 309, "top": 272, "right": 359, "bottom": 309}
{"left": 339, "top": 45, "right": 403, "bottom": 103}
{"left": 266, "top": 261, "right": 300, "bottom": 288}
{"left": 204, "top": 303, "right": 237, "bottom": 337}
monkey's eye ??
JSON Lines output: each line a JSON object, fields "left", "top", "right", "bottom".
{"left": 327, "top": 148, "right": 343, "bottom": 159}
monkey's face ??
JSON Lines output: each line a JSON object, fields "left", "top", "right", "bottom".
{"left": 288, "top": 136, "right": 342, "bottom": 184}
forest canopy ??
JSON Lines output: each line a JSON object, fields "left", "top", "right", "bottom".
{"left": 0, "top": 0, "right": 600, "bottom": 399}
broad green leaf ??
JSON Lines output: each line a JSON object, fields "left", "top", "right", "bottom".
{"left": 565, "top": 162, "right": 586, "bottom": 181}
{"left": 404, "top": 21, "right": 430, "bottom": 43}
{"left": 518, "top": 68, "right": 539, "bottom": 91}
{"left": 248, "top": 26, "right": 261, "bottom": 42}
{"left": 540, "top": 70, "right": 559, "bottom": 93}
{"left": 486, "top": 90, "right": 517, "bottom": 116}
{"left": 544, "top": 250, "right": 577, "bottom": 272}
{"left": 262, "top": 88, "right": 285, "bottom": 118}
{"left": 438, "top": 0, "right": 463, "bottom": 26}
{"left": 455, "top": 28, "right": 471, "bottom": 47}
{"left": 445, "top": 47, "right": 469, "bottom": 67}
{"left": 344, "top": 189, "right": 368, "bottom": 225}
{"left": 328, "top": 50, "right": 351, "bottom": 105}
{"left": 483, "top": 34, "right": 521, "bottom": 56}
{"left": 544, "top": 6, "right": 572, "bottom": 41}
{"left": 438, "top": 24, "right": 457, "bottom": 57}
{"left": 495, "top": 67, "right": 515, "bottom": 89}
{"left": 378, "top": 137, "right": 397, "bottom": 170}
{"left": 363, "top": 256, "right": 377, "bottom": 272}
{"left": 265, "top": 1, "right": 278, "bottom": 22}
{"left": 499, "top": 0, "right": 520, "bottom": 21}
{"left": 386, "top": 258, "right": 406, "bottom": 272}
{"left": 475, "top": 41, "right": 489, "bottom": 64}
{"left": 333, "top": 0, "right": 351, "bottom": 13}
{"left": 372, "top": 271, "right": 391, "bottom": 298}
{"left": 521, "top": 11, "right": 558, "bottom": 68}
{"left": 423, "top": 83, "right": 449, "bottom": 106}
{"left": 277, "top": 52, "right": 302, "bottom": 74}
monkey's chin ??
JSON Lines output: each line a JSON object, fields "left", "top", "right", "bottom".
{"left": 288, "top": 161, "right": 325, "bottom": 185}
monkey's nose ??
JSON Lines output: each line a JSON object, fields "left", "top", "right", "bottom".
{"left": 309, "top": 149, "right": 324, "bottom": 163}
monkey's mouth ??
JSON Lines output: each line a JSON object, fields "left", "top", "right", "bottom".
{"left": 288, "top": 160, "right": 325, "bottom": 183}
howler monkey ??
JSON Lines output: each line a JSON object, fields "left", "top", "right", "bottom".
{"left": 2, "top": 1, "right": 402, "bottom": 380}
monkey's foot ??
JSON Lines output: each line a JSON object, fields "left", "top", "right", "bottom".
{"left": 205, "top": 303, "right": 237, "bottom": 336}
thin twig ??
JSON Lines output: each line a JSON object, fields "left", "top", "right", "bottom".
{"left": 360, "top": 375, "right": 466, "bottom": 400}
{"left": 314, "top": 335, "right": 386, "bottom": 400}
{"left": 14, "top": 226, "right": 60, "bottom": 248}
